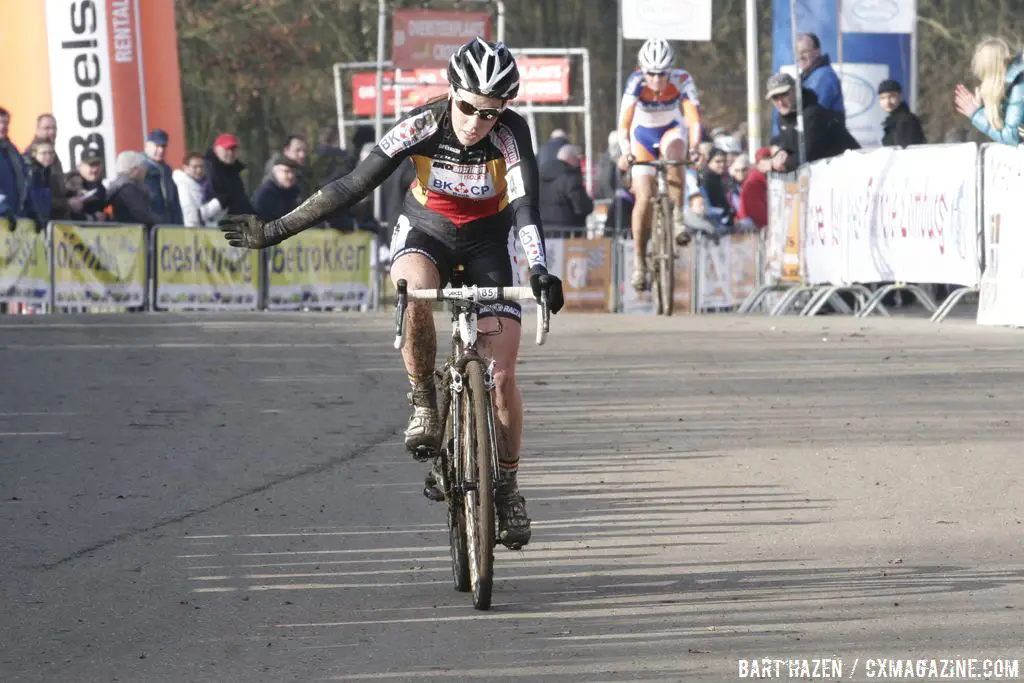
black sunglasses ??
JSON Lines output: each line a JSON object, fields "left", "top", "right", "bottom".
{"left": 452, "top": 96, "right": 504, "bottom": 121}
{"left": 645, "top": 70, "right": 667, "bottom": 77}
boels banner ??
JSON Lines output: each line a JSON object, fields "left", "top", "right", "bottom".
{"left": 1, "top": 219, "right": 50, "bottom": 305}
{"left": 266, "top": 230, "right": 375, "bottom": 310}
{"left": 154, "top": 226, "right": 259, "bottom": 310}
{"left": 0, "top": 0, "right": 186, "bottom": 177}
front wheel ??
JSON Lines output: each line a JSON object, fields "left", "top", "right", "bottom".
{"left": 651, "top": 197, "right": 675, "bottom": 316}
{"left": 462, "top": 360, "right": 495, "bottom": 611}
{"left": 442, "top": 398, "right": 470, "bottom": 593}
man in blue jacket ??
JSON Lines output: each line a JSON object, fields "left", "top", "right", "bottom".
{"left": 0, "top": 107, "right": 33, "bottom": 220}
{"left": 797, "top": 33, "right": 846, "bottom": 125}
{"left": 143, "top": 128, "right": 184, "bottom": 225}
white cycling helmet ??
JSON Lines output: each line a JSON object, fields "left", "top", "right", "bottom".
{"left": 638, "top": 38, "right": 675, "bottom": 72}
{"left": 447, "top": 37, "right": 520, "bottom": 100}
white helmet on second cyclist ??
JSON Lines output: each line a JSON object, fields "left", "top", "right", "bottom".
{"left": 448, "top": 37, "right": 520, "bottom": 100}
{"left": 638, "top": 38, "right": 675, "bottom": 72}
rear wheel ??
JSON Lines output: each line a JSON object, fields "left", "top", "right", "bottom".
{"left": 652, "top": 196, "right": 675, "bottom": 316}
{"left": 462, "top": 360, "right": 494, "bottom": 611}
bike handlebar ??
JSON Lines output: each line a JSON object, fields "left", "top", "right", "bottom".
{"left": 393, "top": 281, "right": 550, "bottom": 350}
{"left": 629, "top": 158, "right": 686, "bottom": 168}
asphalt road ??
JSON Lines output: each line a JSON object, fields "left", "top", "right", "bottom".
{"left": 1, "top": 312, "right": 1022, "bottom": 683}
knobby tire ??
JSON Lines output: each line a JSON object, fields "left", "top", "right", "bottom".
{"left": 442, "top": 386, "right": 470, "bottom": 592}
{"left": 653, "top": 196, "right": 675, "bottom": 316}
{"left": 462, "top": 360, "right": 495, "bottom": 610}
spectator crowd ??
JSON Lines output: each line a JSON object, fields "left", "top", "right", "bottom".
{"left": 1, "top": 31, "right": 1017, "bottom": 253}
{"left": 0, "top": 109, "right": 382, "bottom": 240}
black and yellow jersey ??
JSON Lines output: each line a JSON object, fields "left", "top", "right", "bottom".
{"left": 379, "top": 97, "right": 536, "bottom": 228}
{"left": 267, "top": 97, "right": 547, "bottom": 273}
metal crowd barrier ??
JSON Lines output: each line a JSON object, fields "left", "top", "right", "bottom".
{"left": 0, "top": 220, "right": 380, "bottom": 315}
{"left": 3, "top": 215, "right": 769, "bottom": 318}
{"left": 745, "top": 141, "right": 1020, "bottom": 325}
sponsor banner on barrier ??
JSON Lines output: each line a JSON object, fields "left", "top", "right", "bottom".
{"left": 804, "top": 157, "right": 849, "bottom": 285}
{"left": 52, "top": 223, "right": 146, "bottom": 306}
{"left": 1, "top": 219, "right": 49, "bottom": 304}
{"left": 766, "top": 172, "right": 804, "bottom": 284}
{"left": 266, "top": 230, "right": 374, "bottom": 310}
{"left": 620, "top": 242, "right": 694, "bottom": 314}
{"left": 155, "top": 227, "right": 259, "bottom": 310}
{"left": 804, "top": 145, "right": 979, "bottom": 287}
{"left": 978, "top": 145, "right": 1024, "bottom": 326}
{"left": 699, "top": 232, "right": 761, "bottom": 309}
{"left": 620, "top": 235, "right": 760, "bottom": 314}
{"left": 562, "top": 238, "right": 613, "bottom": 312}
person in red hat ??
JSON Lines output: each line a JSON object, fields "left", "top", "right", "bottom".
{"left": 736, "top": 147, "right": 771, "bottom": 231}
{"left": 202, "top": 132, "right": 253, "bottom": 215}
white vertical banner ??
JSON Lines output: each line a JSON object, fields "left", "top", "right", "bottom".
{"left": 839, "top": 0, "right": 917, "bottom": 34}
{"left": 978, "top": 144, "right": 1024, "bottom": 326}
{"left": 621, "top": 0, "right": 712, "bottom": 41}
{"left": 836, "top": 63, "right": 889, "bottom": 149}
{"left": 778, "top": 61, "right": 889, "bottom": 149}
{"left": 802, "top": 158, "right": 848, "bottom": 285}
{"left": 45, "top": 0, "right": 117, "bottom": 172}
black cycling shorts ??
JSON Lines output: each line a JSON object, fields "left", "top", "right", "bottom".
{"left": 390, "top": 208, "right": 522, "bottom": 323}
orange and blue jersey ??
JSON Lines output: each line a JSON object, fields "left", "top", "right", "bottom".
{"left": 617, "top": 68, "right": 702, "bottom": 157}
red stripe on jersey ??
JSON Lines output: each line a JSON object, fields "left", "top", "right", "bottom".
{"left": 423, "top": 190, "right": 504, "bottom": 226}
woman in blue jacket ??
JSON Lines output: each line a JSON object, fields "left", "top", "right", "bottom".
{"left": 955, "top": 36, "right": 1024, "bottom": 145}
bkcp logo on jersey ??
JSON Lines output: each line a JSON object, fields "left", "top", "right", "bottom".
{"left": 428, "top": 163, "right": 495, "bottom": 199}
{"left": 380, "top": 109, "right": 437, "bottom": 157}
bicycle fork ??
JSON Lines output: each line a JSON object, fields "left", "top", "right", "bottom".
{"left": 483, "top": 360, "right": 500, "bottom": 508}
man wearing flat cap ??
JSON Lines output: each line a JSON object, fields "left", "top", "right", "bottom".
{"left": 765, "top": 71, "right": 859, "bottom": 172}
{"left": 252, "top": 155, "right": 302, "bottom": 222}
{"left": 143, "top": 128, "right": 184, "bottom": 224}
{"left": 878, "top": 79, "right": 927, "bottom": 148}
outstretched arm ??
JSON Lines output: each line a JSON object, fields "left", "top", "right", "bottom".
{"left": 223, "top": 151, "right": 402, "bottom": 248}
{"left": 223, "top": 107, "right": 439, "bottom": 248}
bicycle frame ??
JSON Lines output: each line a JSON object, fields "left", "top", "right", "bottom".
{"left": 391, "top": 279, "right": 550, "bottom": 607}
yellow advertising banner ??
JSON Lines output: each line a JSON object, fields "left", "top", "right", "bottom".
{"left": 781, "top": 177, "right": 805, "bottom": 283}
{"left": 766, "top": 173, "right": 805, "bottom": 285}
{"left": 673, "top": 242, "right": 694, "bottom": 312}
{"left": 155, "top": 226, "right": 259, "bottom": 310}
{"left": 1, "top": 218, "right": 49, "bottom": 304}
{"left": 52, "top": 223, "right": 146, "bottom": 306}
{"left": 266, "top": 229, "right": 374, "bottom": 310}
{"left": 561, "top": 238, "right": 613, "bottom": 312}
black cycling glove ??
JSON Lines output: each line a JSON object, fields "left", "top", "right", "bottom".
{"left": 219, "top": 214, "right": 288, "bottom": 249}
{"left": 529, "top": 266, "right": 564, "bottom": 314}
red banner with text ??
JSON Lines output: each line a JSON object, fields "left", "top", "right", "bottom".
{"left": 351, "top": 58, "right": 571, "bottom": 117}
{"left": 392, "top": 9, "right": 492, "bottom": 69}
